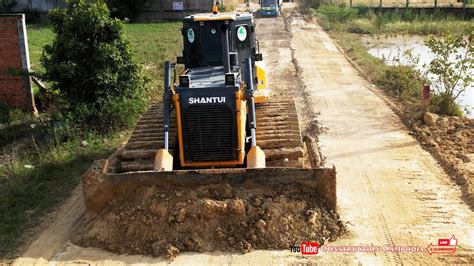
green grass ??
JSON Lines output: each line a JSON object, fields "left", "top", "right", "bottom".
{"left": 0, "top": 134, "right": 124, "bottom": 257}
{"left": 313, "top": 5, "right": 474, "bottom": 35}
{"left": 0, "top": 108, "right": 39, "bottom": 148}
{"left": 27, "top": 22, "right": 182, "bottom": 98}
{"left": 331, "top": 33, "right": 386, "bottom": 81}
{"left": 125, "top": 22, "right": 182, "bottom": 98}
{"left": 327, "top": 32, "right": 466, "bottom": 116}
{"left": 311, "top": 4, "right": 471, "bottom": 116}
{"left": 0, "top": 21, "right": 183, "bottom": 258}
{"left": 328, "top": 32, "right": 426, "bottom": 109}
{"left": 27, "top": 25, "right": 53, "bottom": 72}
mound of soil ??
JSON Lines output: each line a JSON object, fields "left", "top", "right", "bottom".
{"left": 74, "top": 182, "right": 346, "bottom": 260}
{"left": 411, "top": 116, "right": 474, "bottom": 206}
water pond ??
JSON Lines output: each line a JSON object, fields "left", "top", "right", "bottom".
{"left": 362, "top": 35, "right": 473, "bottom": 118}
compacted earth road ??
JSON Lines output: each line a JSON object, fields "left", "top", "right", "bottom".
{"left": 13, "top": 3, "right": 473, "bottom": 265}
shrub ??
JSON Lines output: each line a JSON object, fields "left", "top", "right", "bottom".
{"left": 317, "top": 4, "right": 358, "bottom": 23}
{"left": 315, "top": 13, "right": 331, "bottom": 31}
{"left": 379, "top": 65, "right": 424, "bottom": 101}
{"left": 41, "top": 0, "right": 149, "bottom": 133}
{"left": 374, "top": 13, "right": 389, "bottom": 30}
{"left": 0, "top": 106, "right": 32, "bottom": 127}
{"left": 0, "top": 104, "right": 10, "bottom": 125}
{"left": 303, "top": 0, "right": 327, "bottom": 9}
{"left": 430, "top": 94, "right": 464, "bottom": 116}
{"left": 106, "top": 0, "right": 138, "bottom": 20}
{"left": 401, "top": 9, "right": 417, "bottom": 22}
{"left": 354, "top": 4, "right": 372, "bottom": 17}
{"left": 376, "top": 49, "right": 426, "bottom": 101}
{"left": 347, "top": 23, "right": 372, "bottom": 34}
{"left": 425, "top": 34, "right": 473, "bottom": 116}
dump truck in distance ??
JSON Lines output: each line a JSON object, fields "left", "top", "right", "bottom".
{"left": 259, "top": 0, "right": 282, "bottom": 17}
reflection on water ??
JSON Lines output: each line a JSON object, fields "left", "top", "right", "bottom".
{"left": 364, "top": 36, "right": 473, "bottom": 118}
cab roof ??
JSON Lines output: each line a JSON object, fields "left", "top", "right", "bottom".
{"left": 184, "top": 12, "right": 253, "bottom": 22}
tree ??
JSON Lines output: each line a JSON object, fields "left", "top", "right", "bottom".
{"left": 41, "top": 0, "right": 149, "bottom": 132}
{"left": 425, "top": 34, "right": 473, "bottom": 116}
{"left": 106, "top": 0, "right": 139, "bottom": 20}
{"left": 0, "top": 0, "right": 17, "bottom": 12}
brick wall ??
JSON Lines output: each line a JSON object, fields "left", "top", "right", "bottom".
{"left": 0, "top": 14, "right": 35, "bottom": 112}
{"left": 136, "top": 0, "right": 214, "bottom": 21}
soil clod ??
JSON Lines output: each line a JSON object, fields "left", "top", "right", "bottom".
{"left": 74, "top": 182, "right": 346, "bottom": 260}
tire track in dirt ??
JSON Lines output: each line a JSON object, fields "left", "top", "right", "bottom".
{"left": 285, "top": 11, "right": 403, "bottom": 264}
{"left": 287, "top": 8, "right": 473, "bottom": 265}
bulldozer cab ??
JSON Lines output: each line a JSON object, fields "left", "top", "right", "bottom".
{"left": 159, "top": 12, "right": 270, "bottom": 169}
{"left": 177, "top": 13, "right": 262, "bottom": 83}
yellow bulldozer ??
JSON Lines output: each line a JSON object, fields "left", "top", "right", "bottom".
{"left": 81, "top": 9, "right": 336, "bottom": 220}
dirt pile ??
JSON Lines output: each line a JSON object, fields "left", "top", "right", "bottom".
{"left": 74, "top": 182, "right": 345, "bottom": 260}
{"left": 411, "top": 116, "right": 474, "bottom": 206}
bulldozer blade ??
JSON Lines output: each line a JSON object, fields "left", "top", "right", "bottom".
{"left": 81, "top": 160, "right": 337, "bottom": 219}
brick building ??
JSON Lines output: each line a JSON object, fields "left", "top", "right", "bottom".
{"left": 0, "top": 14, "right": 35, "bottom": 112}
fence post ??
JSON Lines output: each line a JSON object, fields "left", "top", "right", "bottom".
{"left": 434, "top": 0, "right": 437, "bottom": 9}
{"left": 379, "top": 0, "right": 382, "bottom": 11}
{"left": 423, "top": 84, "right": 431, "bottom": 113}
{"left": 406, "top": 0, "right": 409, "bottom": 8}
{"left": 350, "top": 0, "right": 353, "bottom": 8}
{"left": 463, "top": 0, "right": 467, "bottom": 19}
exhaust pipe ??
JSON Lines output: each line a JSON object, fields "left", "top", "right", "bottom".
{"left": 221, "top": 24, "right": 231, "bottom": 74}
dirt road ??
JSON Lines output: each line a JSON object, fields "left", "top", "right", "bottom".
{"left": 287, "top": 8, "right": 473, "bottom": 264}
{"left": 13, "top": 3, "right": 473, "bottom": 265}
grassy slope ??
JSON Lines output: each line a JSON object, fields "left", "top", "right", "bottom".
{"left": 0, "top": 22, "right": 182, "bottom": 258}
{"left": 125, "top": 22, "right": 182, "bottom": 96}
{"left": 336, "top": 18, "right": 473, "bottom": 35}
{"left": 312, "top": 6, "right": 472, "bottom": 114}
{"left": 0, "top": 136, "right": 123, "bottom": 257}
{"left": 313, "top": 5, "right": 473, "bottom": 36}
{"left": 27, "top": 25, "right": 53, "bottom": 71}
{"left": 316, "top": 8, "right": 474, "bottom": 208}
{"left": 27, "top": 22, "right": 183, "bottom": 94}
{"left": 326, "top": 31, "right": 427, "bottom": 112}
